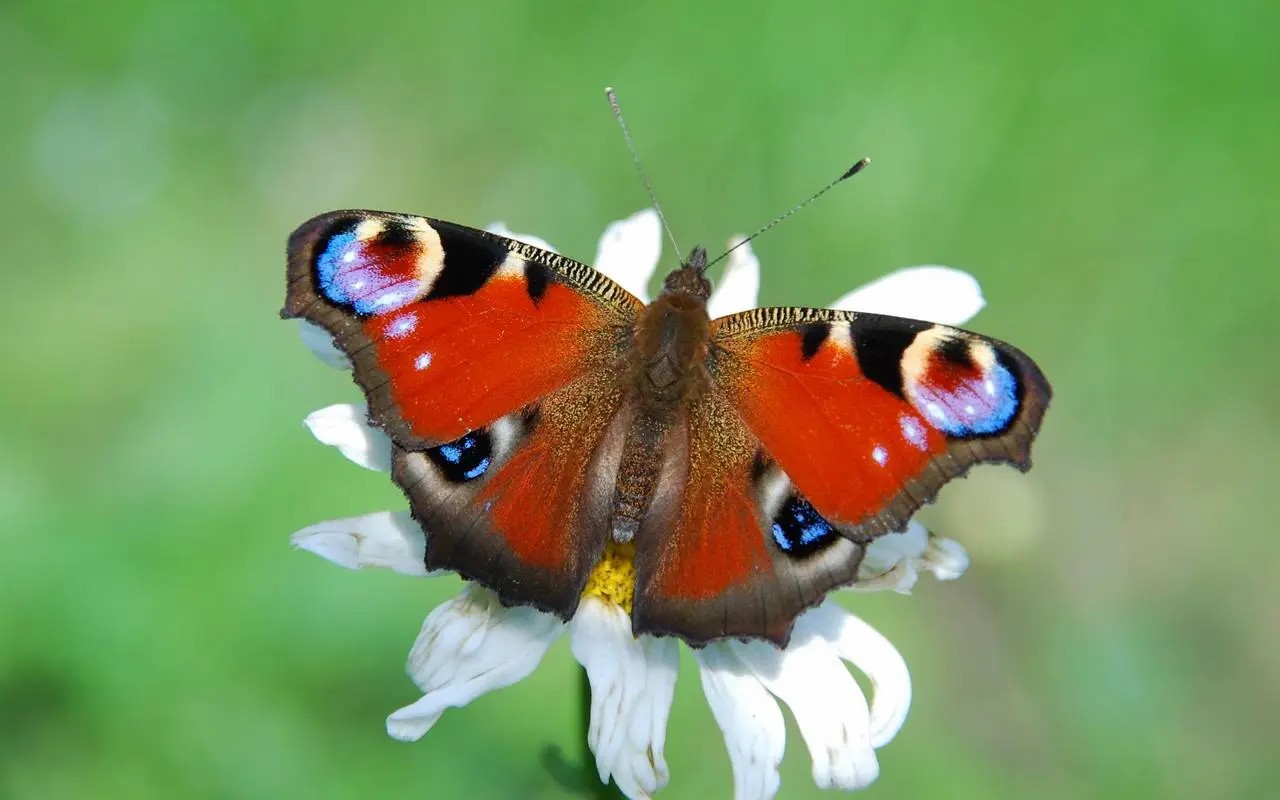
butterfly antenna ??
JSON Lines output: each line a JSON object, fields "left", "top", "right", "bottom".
{"left": 705, "top": 157, "right": 872, "bottom": 271}
{"left": 605, "top": 86, "right": 684, "bottom": 264}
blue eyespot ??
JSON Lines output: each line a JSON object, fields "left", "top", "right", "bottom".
{"left": 425, "top": 431, "right": 493, "bottom": 483}
{"left": 463, "top": 458, "right": 491, "bottom": 481}
{"left": 315, "top": 226, "right": 421, "bottom": 316}
{"left": 316, "top": 230, "right": 359, "bottom": 304}
{"left": 914, "top": 359, "right": 1019, "bottom": 437}
{"left": 771, "top": 494, "right": 839, "bottom": 557}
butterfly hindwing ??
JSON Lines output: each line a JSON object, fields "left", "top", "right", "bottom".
{"left": 631, "top": 390, "right": 867, "bottom": 645}
{"left": 711, "top": 308, "right": 1051, "bottom": 537}
{"left": 284, "top": 211, "right": 641, "bottom": 616}
{"left": 393, "top": 371, "right": 631, "bottom": 615}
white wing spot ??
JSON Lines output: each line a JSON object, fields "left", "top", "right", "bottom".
{"left": 414, "top": 352, "right": 433, "bottom": 370}
{"left": 371, "top": 291, "right": 405, "bottom": 309}
{"left": 900, "top": 414, "right": 928, "bottom": 450}
{"left": 386, "top": 313, "right": 418, "bottom": 339}
{"left": 872, "top": 446, "right": 889, "bottom": 466}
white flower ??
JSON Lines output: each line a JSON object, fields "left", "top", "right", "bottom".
{"left": 291, "top": 210, "right": 982, "bottom": 799}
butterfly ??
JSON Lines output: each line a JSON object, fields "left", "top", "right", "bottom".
{"left": 282, "top": 210, "right": 1051, "bottom": 646}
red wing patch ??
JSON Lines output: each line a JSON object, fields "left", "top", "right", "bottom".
{"left": 365, "top": 275, "right": 611, "bottom": 443}
{"left": 649, "top": 407, "right": 769, "bottom": 602}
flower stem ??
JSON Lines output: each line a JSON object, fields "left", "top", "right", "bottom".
{"left": 580, "top": 666, "right": 626, "bottom": 799}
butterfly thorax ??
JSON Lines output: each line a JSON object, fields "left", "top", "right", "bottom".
{"left": 629, "top": 246, "right": 713, "bottom": 410}
{"left": 631, "top": 292, "right": 711, "bottom": 407}
{"left": 611, "top": 249, "right": 713, "bottom": 543}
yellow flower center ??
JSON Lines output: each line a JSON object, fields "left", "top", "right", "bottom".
{"left": 581, "top": 539, "right": 636, "bottom": 613}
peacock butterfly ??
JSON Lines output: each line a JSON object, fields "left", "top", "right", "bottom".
{"left": 282, "top": 202, "right": 1051, "bottom": 646}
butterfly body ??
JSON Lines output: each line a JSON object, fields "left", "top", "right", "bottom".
{"left": 612, "top": 247, "right": 714, "bottom": 542}
{"left": 285, "top": 211, "right": 1051, "bottom": 646}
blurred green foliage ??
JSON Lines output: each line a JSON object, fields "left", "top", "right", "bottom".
{"left": 2, "top": 0, "right": 1277, "bottom": 797}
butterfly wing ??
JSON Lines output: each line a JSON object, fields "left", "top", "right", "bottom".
{"left": 632, "top": 308, "right": 1050, "bottom": 645}
{"left": 713, "top": 308, "right": 1050, "bottom": 533}
{"left": 284, "top": 211, "right": 641, "bottom": 616}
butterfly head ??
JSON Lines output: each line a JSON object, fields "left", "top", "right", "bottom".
{"left": 660, "top": 245, "right": 711, "bottom": 300}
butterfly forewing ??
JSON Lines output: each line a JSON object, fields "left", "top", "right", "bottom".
{"left": 285, "top": 211, "right": 640, "bottom": 449}
{"left": 711, "top": 307, "right": 1051, "bottom": 537}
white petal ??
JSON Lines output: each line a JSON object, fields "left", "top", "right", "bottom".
{"left": 569, "top": 598, "right": 677, "bottom": 800}
{"left": 854, "top": 521, "right": 929, "bottom": 593}
{"left": 485, "top": 221, "right": 559, "bottom": 253}
{"left": 298, "top": 319, "right": 350, "bottom": 369}
{"left": 800, "top": 602, "right": 911, "bottom": 749}
{"left": 923, "top": 536, "right": 969, "bottom": 581}
{"left": 387, "top": 585, "right": 563, "bottom": 741}
{"left": 289, "top": 510, "right": 430, "bottom": 576}
{"left": 706, "top": 236, "right": 761, "bottom": 319}
{"left": 594, "top": 209, "right": 662, "bottom": 302}
{"left": 304, "top": 403, "right": 391, "bottom": 472}
{"left": 731, "top": 628, "right": 879, "bottom": 790}
{"left": 695, "top": 643, "right": 785, "bottom": 800}
{"left": 852, "top": 522, "right": 971, "bottom": 593}
{"left": 859, "top": 521, "right": 929, "bottom": 576}
{"left": 851, "top": 563, "right": 919, "bottom": 594}
{"left": 829, "top": 266, "right": 985, "bottom": 325}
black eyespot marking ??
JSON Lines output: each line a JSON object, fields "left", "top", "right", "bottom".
{"left": 524, "top": 259, "right": 549, "bottom": 303}
{"left": 311, "top": 217, "right": 360, "bottom": 280}
{"left": 314, "top": 216, "right": 429, "bottom": 317}
{"left": 937, "top": 336, "right": 972, "bottom": 367}
{"left": 520, "top": 404, "right": 541, "bottom": 434}
{"left": 426, "top": 235, "right": 506, "bottom": 300}
{"left": 852, "top": 320, "right": 930, "bottom": 398}
{"left": 799, "top": 322, "right": 830, "bottom": 361}
{"left": 425, "top": 430, "right": 494, "bottom": 483}
{"left": 750, "top": 450, "right": 769, "bottom": 482}
{"left": 994, "top": 348, "right": 1025, "bottom": 402}
{"left": 321, "top": 216, "right": 360, "bottom": 246}
{"left": 378, "top": 219, "right": 419, "bottom": 247}
{"left": 771, "top": 494, "right": 840, "bottom": 557}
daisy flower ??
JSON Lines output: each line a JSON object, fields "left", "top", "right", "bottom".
{"left": 290, "top": 209, "right": 981, "bottom": 799}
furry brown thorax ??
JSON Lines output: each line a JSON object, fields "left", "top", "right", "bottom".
{"left": 633, "top": 249, "right": 713, "bottom": 410}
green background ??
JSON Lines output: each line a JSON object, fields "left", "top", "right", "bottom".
{"left": 3, "top": 1, "right": 1277, "bottom": 798}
